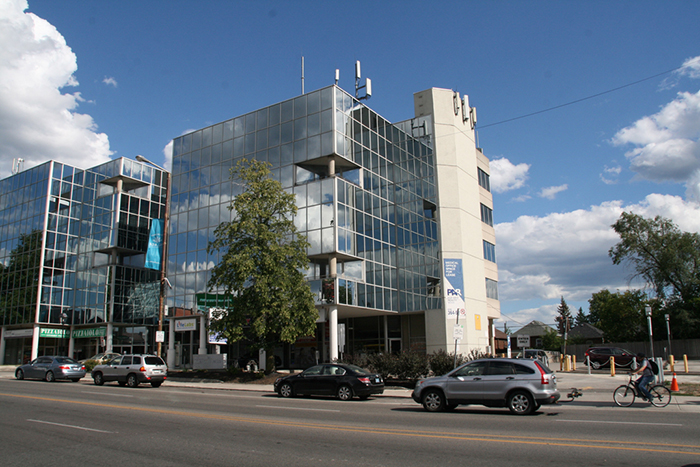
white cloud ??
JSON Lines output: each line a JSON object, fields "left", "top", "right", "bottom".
{"left": 495, "top": 194, "right": 700, "bottom": 306}
{"left": 613, "top": 56, "right": 700, "bottom": 200}
{"left": 600, "top": 165, "right": 622, "bottom": 185}
{"left": 490, "top": 157, "right": 530, "bottom": 193}
{"left": 0, "top": 0, "right": 112, "bottom": 179}
{"left": 102, "top": 76, "right": 118, "bottom": 87}
{"left": 163, "top": 139, "right": 173, "bottom": 172}
{"left": 538, "top": 184, "right": 568, "bottom": 199}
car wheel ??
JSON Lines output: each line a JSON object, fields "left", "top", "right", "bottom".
{"left": 421, "top": 389, "right": 445, "bottom": 412}
{"left": 45, "top": 371, "right": 55, "bottom": 382}
{"left": 279, "top": 382, "right": 294, "bottom": 398}
{"left": 15, "top": 369, "right": 24, "bottom": 380}
{"left": 93, "top": 372, "right": 104, "bottom": 386}
{"left": 508, "top": 390, "right": 534, "bottom": 415}
{"left": 151, "top": 382, "right": 162, "bottom": 388}
{"left": 337, "top": 385, "right": 353, "bottom": 401}
{"left": 126, "top": 374, "right": 139, "bottom": 388}
{"left": 591, "top": 361, "right": 601, "bottom": 370}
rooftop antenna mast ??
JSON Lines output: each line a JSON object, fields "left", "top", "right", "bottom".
{"left": 354, "top": 61, "right": 372, "bottom": 100}
{"left": 12, "top": 158, "right": 24, "bottom": 174}
{"left": 301, "top": 56, "right": 305, "bottom": 94}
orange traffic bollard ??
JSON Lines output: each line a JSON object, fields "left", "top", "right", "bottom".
{"left": 671, "top": 373, "right": 679, "bottom": 392}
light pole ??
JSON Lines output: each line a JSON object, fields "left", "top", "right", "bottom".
{"left": 645, "top": 304, "right": 654, "bottom": 361}
{"left": 665, "top": 314, "right": 672, "bottom": 361}
{"left": 136, "top": 155, "right": 170, "bottom": 358}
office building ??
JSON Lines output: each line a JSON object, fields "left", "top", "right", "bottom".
{"left": 0, "top": 158, "right": 168, "bottom": 364}
{"left": 168, "top": 85, "right": 500, "bottom": 368}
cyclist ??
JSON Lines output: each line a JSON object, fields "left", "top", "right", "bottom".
{"left": 631, "top": 352, "right": 654, "bottom": 401}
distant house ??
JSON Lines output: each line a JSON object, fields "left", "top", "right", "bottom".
{"left": 512, "top": 320, "right": 558, "bottom": 350}
{"left": 568, "top": 323, "right": 605, "bottom": 345}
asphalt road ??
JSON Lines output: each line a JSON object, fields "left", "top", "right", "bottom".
{"left": 1, "top": 377, "right": 699, "bottom": 467}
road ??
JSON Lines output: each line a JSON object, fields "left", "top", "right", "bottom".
{"left": 1, "top": 378, "right": 699, "bottom": 467}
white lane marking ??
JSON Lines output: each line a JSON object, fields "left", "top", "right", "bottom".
{"left": 556, "top": 419, "right": 682, "bottom": 427}
{"left": 28, "top": 419, "right": 115, "bottom": 433}
{"left": 256, "top": 405, "right": 340, "bottom": 413}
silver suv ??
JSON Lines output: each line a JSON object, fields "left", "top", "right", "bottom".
{"left": 412, "top": 358, "right": 560, "bottom": 415}
{"left": 91, "top": 354, "right": 167, "bottom": 388}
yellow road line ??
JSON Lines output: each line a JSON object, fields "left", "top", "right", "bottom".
{"left": 2, "top": 392, "right": 698, "bottom": 456}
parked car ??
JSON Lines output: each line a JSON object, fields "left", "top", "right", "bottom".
{"left": 584, "top": 347, "right": 636, "bottom": 369}
{"left": 411, "top": 358, "right": 560, "bottom": 415}
{"left": 15, "top": 356, "right": 86, "bottom": 382}
{"left": 91, "top": 354, "right": 167, "bottom": 388}
{"left": 79, "top": 352, "right": 121, "bottom": 364}
{"left": 274, "top": 363, "right": 384, "bottom": 401}
{"left": 517, "top": 349, "right": 550, "bottom": 367}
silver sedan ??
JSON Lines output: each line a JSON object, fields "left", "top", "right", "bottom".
{"left": 15, "top": 356, "right": 87, "bottom": 382}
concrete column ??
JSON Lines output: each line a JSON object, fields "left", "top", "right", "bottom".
{"left": 68, "top": 331, "right": 75, "bottom": 359}
{"left": 329, "top": 305, "right": 338, "bottom": 362}
{"left": 31, "top": 325, "right": 40, "bottom": 360}
{"left": 167, "top": 318, "right": 175, "bottom": 368}
{"left": 106, "top": 323, "right": 113, "bottom": 352}
{"left": 0, "top": 327, "right": 6, "bottom": 364}
{"left": 199, "top": 315, "right": 207, "bottom": 354}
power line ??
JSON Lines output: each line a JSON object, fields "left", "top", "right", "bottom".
{"left": 479, "top": 65, "right": 684, "bottom": 129}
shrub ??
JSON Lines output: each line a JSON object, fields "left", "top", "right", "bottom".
{"left": 83, "top": 359, "right": 98, "bottom": 372}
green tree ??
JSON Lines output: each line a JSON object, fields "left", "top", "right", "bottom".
{"left": 574, "top": 307, "right": 588, "bottom": 327}
{"left": 207, "top": 159, "right": 317, "bottom": 369}
{"left": 554, "top": 297, "right": 572, "bottom": 336}
{"left": 541, "top": 328, "right": 563, "bottom": 351}
{"left": 587, "top": 289, "right": 648, "bottom": 342}
{"left": 610, "top": 212, "right": 700, "bottom": 303}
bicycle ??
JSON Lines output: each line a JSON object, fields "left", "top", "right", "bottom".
{"left": 613, "top": 374, "right": 672, "bottom": 407}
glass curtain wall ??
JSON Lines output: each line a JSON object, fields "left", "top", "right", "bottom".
{"left": 169, "top": 85, "right": 440, "bottom": 320}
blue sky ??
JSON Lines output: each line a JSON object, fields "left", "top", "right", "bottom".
{"left": 2, "top": 0, "right": 700, "bottom": 332}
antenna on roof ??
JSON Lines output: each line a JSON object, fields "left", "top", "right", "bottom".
{"left": 354, "top": 60, "right": 372, "bottom": 100}
{"left": 12, "top": 158, "right": 24, "bottom": 174}
{"left": 335, "top": 69, "right": 340, "bottom": 85}
{"left": 301, "top": 56, "right": 305, "bottom": 94}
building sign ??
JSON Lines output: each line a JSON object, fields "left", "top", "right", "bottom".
{"left": 4, "top": 329, "right": 33, "bottom": 338}
{"left": 40, "top": 328, "right": 68, "bottom": 338}
{"left": 208, "top": 332, "right": 227, "bottom": 345}
{"left": 175, "top": 319, "right": 197, "bottom": 331}
{"left": 196, "top": 293, "right": 234, "bottom": 312}
{"left": 444, "top": 259, "right": 466, "bottom": 319}
{"left": 72, "top": 327, "right": 107, "bottom": 339}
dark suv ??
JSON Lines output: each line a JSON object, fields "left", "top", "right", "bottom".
{"left": 584, "top": 347, "right": 636, "bottom": 369}
{"left": 91, "top": 354, "right": 167, "bottom": 388}
{"left": 412, "top": 358, "right": 560, "bottom": 415}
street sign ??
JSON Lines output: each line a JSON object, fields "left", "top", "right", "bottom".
{"left": 517, "top": 335, "right": 530, "bottom": 348}
{"left": 453, "top": 325, "right": 464, "bottom": 341}
{"left": 156, "top": 331, "right": 165, "bottom": 343}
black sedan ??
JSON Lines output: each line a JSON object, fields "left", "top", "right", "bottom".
{"left": 274, "top": 363, "right": 384, "bottom": 401}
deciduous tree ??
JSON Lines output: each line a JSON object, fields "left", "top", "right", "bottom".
{"left": 207, "top": 159, "right": 317, "bottom": 368}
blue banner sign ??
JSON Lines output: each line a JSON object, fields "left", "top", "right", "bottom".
{"left": 145, "top": 218, "right": 164, "bottom": 270}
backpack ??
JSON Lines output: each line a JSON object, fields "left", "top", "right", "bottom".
{"left": 647, "top": 359, "right": 659, "bottom": 375}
